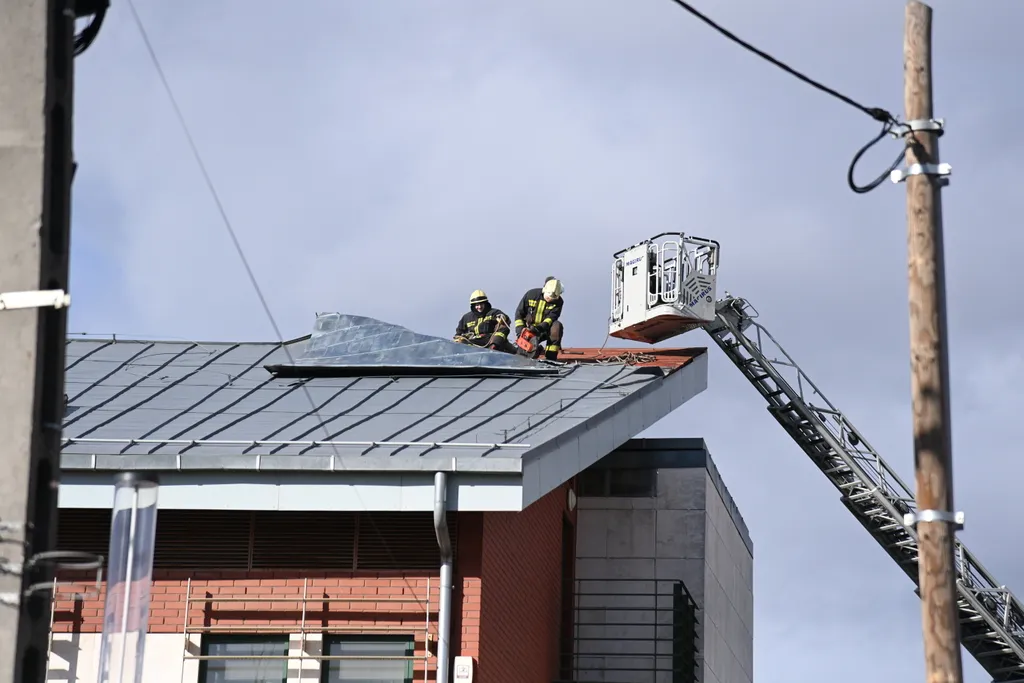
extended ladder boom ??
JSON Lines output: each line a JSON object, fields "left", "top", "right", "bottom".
{"left": 704, "top": 295, "right": 1024, "bottom": 682}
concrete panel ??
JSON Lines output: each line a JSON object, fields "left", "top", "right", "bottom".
{"left": 654, "top": 558, "right": 706, "bottom": 606}
{"left": 575, "top": 557, "right": 656, "bottom": 581}
{"left": 655, "top": 509, "right": 706, "bottom": 560}
{"left": 702, "top": 620, "right": 722, "bottom": 681}
{"left": 657, "top": 467, "right": 706, "bottom": 511}
{"left": 606, "top": 509, "right": 656, "bottom": 559}
{"left": 575, "top": 508, "right": 612, "bottom": 558}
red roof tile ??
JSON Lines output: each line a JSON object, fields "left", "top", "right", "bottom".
{"left": 558, "top": 347, "right": 706, "bottom": 370}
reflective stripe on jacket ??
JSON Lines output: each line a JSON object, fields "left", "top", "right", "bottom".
{"left": 455, "top": 308, "right": 511, "bottom": 344}
{"left": 514, "top": 287, "right": 563, "bottom": 330}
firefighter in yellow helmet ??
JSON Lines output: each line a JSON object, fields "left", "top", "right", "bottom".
{"left": 514, "top": 277, "right": 565, "bottom": 361}
{"left": 453, "top": 290, "right": 515, "bottom": 353}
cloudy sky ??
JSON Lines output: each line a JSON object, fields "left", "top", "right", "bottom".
{"left": 68, "top": 1, "right": 1024, "bottom": 681}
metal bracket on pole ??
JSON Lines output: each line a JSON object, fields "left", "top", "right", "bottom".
{"left": 890, "top": 117, "right": 951, "bottom": 186}
{"left": 904, "top": 509, "right": 964, "bottom": 531}
{"left": 0, "top": 289, "right": 71, "bottom": 311}
{"left": 890, "top": 163, "right": 952, "bottom": 185}
{"left": 0, "top": 549, "right": 104, "bottom": 607}
{"left": 891, "top": 118, "right": 946, "bottom": 138}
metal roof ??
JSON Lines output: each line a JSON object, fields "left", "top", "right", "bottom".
{"left": 60, "top": 335, "right": 709, "bottom": 508}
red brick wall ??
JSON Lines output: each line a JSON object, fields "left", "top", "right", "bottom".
{"left": 52, "top": 570, "right": 446, "bottom": 676}
{"left": 477, "top": 482, "right": 575, "bottom": 683}
{"left": 50, "top": 485, "right": 576, "bottom": 683}
{"left": 453, "top": 512, "right": 484, "bottom": 660}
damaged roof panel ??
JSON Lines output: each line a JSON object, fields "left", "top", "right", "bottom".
{"left": 268, "top": 313, "right": 556, "bottom": 376}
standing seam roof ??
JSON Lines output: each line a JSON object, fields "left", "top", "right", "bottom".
{"left": 60, "top": 337, "right": 706, "bottom": 475}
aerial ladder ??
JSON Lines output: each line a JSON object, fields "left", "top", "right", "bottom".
{"left": 609, "top": 233, "right": 1024, "bottom": 682}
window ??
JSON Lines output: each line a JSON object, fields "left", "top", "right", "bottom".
{"left": 321, "top": 635, "right": 415, "bottom": 683}
{"left": 198, "top": 635, "right": 289, "bottom": 683}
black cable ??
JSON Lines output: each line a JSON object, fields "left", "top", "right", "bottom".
{"left": 847, "top": 120, "right": 908, "bottom": 194}
{"left": 665, "top": 0, "right": 904, "bottom": 193}
{"left": 124, "top": 0, "right": 437, "bottom": 593}
{"left": 73, "top": 0, "right": 109, "bottom": 56}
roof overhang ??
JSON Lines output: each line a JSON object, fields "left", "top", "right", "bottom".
{"left": 57, "top": 351, "right": 709, "bottom": 512}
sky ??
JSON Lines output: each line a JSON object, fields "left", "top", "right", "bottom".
{"left": 67, "top": 1, "right": 1024, "bottom": 681}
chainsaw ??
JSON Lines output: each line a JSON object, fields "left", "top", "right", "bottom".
{"left": 515, "top": 328, "right": 542, "bottom": 358}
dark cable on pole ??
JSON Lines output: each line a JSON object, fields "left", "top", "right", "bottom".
{"left": 73, "top": 0, "right": 108, "bottom": 56}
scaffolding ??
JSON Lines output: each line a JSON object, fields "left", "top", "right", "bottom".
{"left": 179, "top": 576, "right": 438, "bottom": 682}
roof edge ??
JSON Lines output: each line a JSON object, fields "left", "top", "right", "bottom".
{"left": 59, "top": 452, "right": 525, "bottom": 475}
{"left": 519, "top": 351, "right": 710, "bottom": 508}
{"left": 66, "top": 334, "right": 312, "bottom": 346}
{"left": 57, "top": 470, "right": 528, "bottom": 512}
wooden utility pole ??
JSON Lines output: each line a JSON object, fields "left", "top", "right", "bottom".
{"left": 902, "top": 2, "right": 963, "bottom": 683}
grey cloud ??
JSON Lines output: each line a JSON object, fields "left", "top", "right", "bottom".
{"left": 69, "top": 1, "right": 1024, "bottom": 681}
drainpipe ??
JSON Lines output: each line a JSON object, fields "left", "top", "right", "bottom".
{"left": 433, "top": 471, "right": 454, "bottom": 683}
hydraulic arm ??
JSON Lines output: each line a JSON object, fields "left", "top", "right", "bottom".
{"left": 704, "top": 295, "right": 1024, "bottom": 683}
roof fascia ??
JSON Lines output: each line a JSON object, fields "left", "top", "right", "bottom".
{"left": 57, "top": 470, "right": 526, "bottom": 512}
{"left": 520, "top": 350, "right": 709, "bottom": 508}
{"left": 60, "top": 451, "right": 525, "bottom": 475}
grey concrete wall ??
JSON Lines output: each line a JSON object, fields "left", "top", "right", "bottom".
{"left": 574, "top": 466, "right": 708, "bottom": 683}
{"left": 701, "top": 461, "right": 754, "bottom": 683}
{"left": 572, "top": 439, "right": 753, "bottom": 683}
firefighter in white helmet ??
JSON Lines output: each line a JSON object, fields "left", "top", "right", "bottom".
{"left": 514, "top": 277, "right": 565, "bottom": 361}
{"left": 453, "top": 290, "right": 515, "bottom": 353}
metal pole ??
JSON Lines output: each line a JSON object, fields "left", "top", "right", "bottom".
{"left": 902, "top": 3, "right": 964, "bottom": 682}
{"left": 0, "top": 1, "right": 75, "bottom": 682}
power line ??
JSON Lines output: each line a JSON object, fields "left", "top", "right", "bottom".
{"left": 664, "top": 0, "right": 905, "bottom": 193}
{"left": 122, "top": 0, "right": 431, "bottom": 598}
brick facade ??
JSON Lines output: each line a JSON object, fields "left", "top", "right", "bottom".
{"left": 479, "top": 481, "right": 575, "bottom": 683}
{"left": 50, "top": 483, "right": 575, "bottom": 682}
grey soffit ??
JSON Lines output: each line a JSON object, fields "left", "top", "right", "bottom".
{"left": 61, "top": 337, "right": 708, "bottom": 474}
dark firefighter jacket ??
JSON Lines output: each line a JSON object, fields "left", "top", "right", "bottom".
{"left": 514, "top": 288, "right": 563, "bottom": 333}
{"left": 455, "top": 306, "right": 511, "bottom": 345}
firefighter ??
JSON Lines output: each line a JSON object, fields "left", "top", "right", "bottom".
{"left": 454, "top": 290, "right": 515, "bottom": 353}
{"left": 514, "top": 277, "right": 564, "bottom": 361}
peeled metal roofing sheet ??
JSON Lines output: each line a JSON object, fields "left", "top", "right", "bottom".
{"left": 60, "top": 336, "right": 705, "bottom": 470}
{"left": 267, "top": 313, "right": 554, "bottom": 376}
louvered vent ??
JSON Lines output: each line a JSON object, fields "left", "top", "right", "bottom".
{"left": 56, "top": 509, "right": 459, "bottom": 571}
{"left": 56, "top": 508, "right": 110, "bottom": 558}
{"left": 357, "top": 512, "right": 459, "bottom": 571}
{"left": 154, "top": 510, "right": 252, "bottom": 569}
{"left": 251, "top": 511, "right": 356, "bottom": 569}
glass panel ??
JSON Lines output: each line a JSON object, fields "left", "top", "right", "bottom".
{"left": 199, "top": 636, "right": 289, "bottom": 683}
{"left": 321, "top": 635, "right": 414, "bottom": 683}
{"left": 277, "top": 313, "right": 550, "bottom": 373}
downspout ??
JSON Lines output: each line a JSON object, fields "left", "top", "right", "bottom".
{"left": 433, "top": 471, "right": 454, "bottom": 683}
